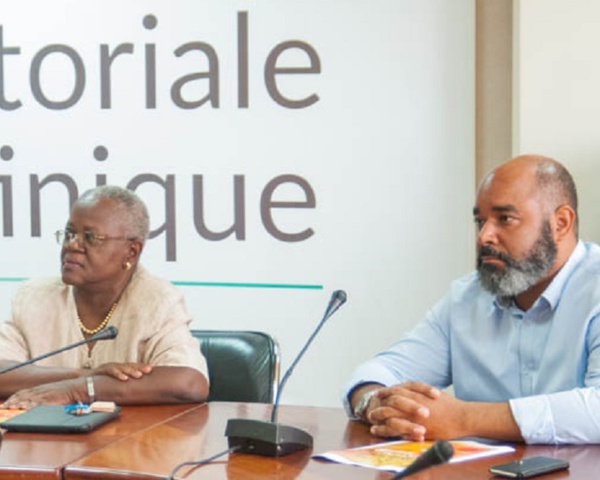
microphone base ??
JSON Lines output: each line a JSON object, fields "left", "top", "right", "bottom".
{"left": 225, "top": 418, "right": 313, "bottom": 457}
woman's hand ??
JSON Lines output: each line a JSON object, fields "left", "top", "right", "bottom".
{"left": 85, "top": 362, "right": 153, "bottom": 381}
{"left": 1, "top": 378, "right": 86, "bottom": 409}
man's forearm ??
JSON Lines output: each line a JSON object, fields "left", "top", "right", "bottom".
{"left": 461, "top": 401, "right": 523, "bottom": 441}
{"left": 366, "top": 385, "right": 523, "bottom": 442}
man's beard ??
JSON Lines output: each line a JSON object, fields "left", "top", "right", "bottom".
{"left": 477, "top": 221, "right": 557, "bottom": 297}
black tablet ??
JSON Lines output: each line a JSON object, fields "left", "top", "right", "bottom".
{"left": 0, "top": 405, "right": 121, "bottom": 433}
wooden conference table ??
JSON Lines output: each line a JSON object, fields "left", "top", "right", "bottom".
{"left": 0, "top": 402, "right": 598, "bottom": 479}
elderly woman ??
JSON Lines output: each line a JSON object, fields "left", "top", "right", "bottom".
{"left": 0, "top": 186, "right": 208, "bottom": 409}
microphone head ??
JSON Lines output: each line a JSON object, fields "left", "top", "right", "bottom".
{"left": 431, "top": 440, "right": 454, "bottom": 465}
{"left": 331, "top": 290, "right": 347, "bottom": 305}
{"left": 90, "top": 326, "right": 119, "bottom": 341}
{"left": 323, "top": 289, "right": 347, "bottom": 320}
{"left": 391, "top": 440, "right": 454, "bottom": 479}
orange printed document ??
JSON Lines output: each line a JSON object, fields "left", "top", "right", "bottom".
{"left": 0, "top": 408, "right": 25, "bottom": 423}
{"left": 315, "top": 440, "right": 514, "bottom": 473}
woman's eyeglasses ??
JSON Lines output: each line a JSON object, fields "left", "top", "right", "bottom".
{"left": 55, "top": 230, "right": 135, "bottom": 248}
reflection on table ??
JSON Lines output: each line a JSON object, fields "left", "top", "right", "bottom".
{"left": 63, "top": 402, "right": 600, "bottom": 480}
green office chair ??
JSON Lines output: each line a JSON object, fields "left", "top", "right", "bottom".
{"left": 191, "top": 330, "right": 280, "bottom": 403}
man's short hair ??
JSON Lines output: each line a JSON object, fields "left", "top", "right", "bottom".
{"left": 535, "top": 159, "right": 579, "bottom": 235}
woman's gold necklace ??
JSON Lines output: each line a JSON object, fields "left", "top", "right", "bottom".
{"left": 78, "top": 302, "right": 118, "bottom": 335}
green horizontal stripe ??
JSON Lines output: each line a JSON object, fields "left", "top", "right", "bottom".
{"left": 173, "top": 281, "right": 323, "bottom": 290}
{"left": 0, "top": 277, "right": 323, "bottom": 290}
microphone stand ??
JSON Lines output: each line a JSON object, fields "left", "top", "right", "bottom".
{"left": 0, "top": 326, "right": 119, "bottom": 376}
{"left": 225, "top": 290, "right": 347, "bottom": 457}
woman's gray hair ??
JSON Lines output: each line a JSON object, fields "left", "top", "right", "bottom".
{"left": 76, "top": 185, "right": 150, "bottom": 242}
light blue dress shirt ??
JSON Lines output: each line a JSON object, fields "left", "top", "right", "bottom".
{"left": 343, "top": 241, "right": 600, "bottom": 444}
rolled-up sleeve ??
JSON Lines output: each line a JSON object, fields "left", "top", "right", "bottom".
{"left": 510, "top": 388, "right": 600, "bottom": 444}
{"left": 510, "top": 310, "right": 600, "bottom": 444}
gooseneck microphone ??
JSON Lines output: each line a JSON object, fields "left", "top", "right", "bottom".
{"left": 272, "top": 289, "right": 346, "bottom": 423}
{"left": 390, "top": 440, "right": 454, "bottom": 479}
{"left": 225, "top": 290, "right": 347, "bottom": 457}
{"left": 0, "top": 326, "right": 119, "bottom": 376}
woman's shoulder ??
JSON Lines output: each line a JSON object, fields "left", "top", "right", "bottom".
{"left": 15, "top": 276, "right": 67, "bottom": 298}
{"left": 130, "top": 265, "right": 179, "bottom": 293}
{"left": 118, "top": 266, "right": 189, "bottom": 326}
{"left": 124, "top": 265, "right": 183, "bottom": 309}
{"left": 11, "top": 277, "right": 69, "bottom": 316}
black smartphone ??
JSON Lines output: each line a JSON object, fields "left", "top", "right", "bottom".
{"left": 489, "top": 456, "right": 569, "bottom": 478}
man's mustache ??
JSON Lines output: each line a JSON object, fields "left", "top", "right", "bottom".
{"left": 477, "top": 246, "right": 514, "bottom": 266}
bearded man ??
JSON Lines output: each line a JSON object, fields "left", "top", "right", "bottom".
{"left": 343, "top": 154, "right": 600, "bottom": 444}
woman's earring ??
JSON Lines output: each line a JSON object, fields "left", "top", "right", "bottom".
{"left": 124, "top": 261, "right": 132, "bottom": 270}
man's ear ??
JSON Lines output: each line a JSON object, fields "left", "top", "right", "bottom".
{"left": 552, "top": 205, "right": 577, "bottom": 241}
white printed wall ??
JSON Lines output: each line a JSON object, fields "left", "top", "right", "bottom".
{"left": 516, "top": 0, "right": 600, "bottom": 246}
{"left": 0, "top": 0, "right": 475, "bottom": 407}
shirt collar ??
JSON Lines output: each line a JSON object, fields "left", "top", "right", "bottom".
{"left": 540, "top": 240, "right": 585, "bottom": 310}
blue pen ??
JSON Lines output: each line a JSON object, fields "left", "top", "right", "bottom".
{"left": 64, "top": 402, "right": 91, "bottom": 416}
